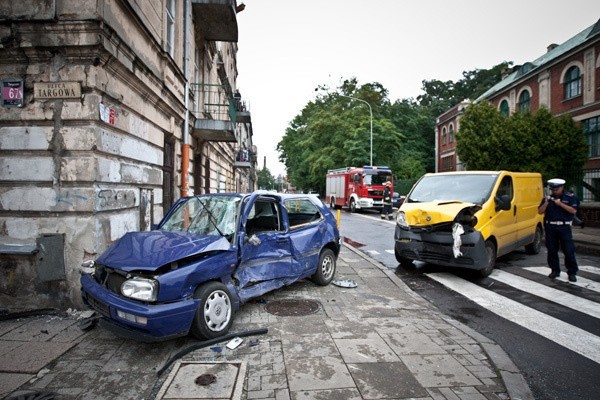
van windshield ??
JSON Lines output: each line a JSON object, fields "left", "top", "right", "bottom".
{"left": 407, "top": 174, "right": 498, "bottom": 205}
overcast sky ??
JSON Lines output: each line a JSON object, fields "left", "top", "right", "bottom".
{"left": 236, "top": 1, "right": 599, "bottom": 177}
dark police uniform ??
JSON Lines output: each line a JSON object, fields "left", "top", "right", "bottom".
{"left": 539, "top": 191, "right": 580, "bottom": 277}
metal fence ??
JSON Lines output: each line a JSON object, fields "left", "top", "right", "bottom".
{"left": 563, "top": 168, "right": 600, "bottom": 202}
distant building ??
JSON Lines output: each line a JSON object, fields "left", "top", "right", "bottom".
{"left": 0, "top": 0, "right": 257, "bottom": 309}
{"left": 435, "top": 19, "right": 600, "bottom": 201}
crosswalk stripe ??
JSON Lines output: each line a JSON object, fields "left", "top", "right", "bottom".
{"left": 491, "top": 270, "right": 600, "bottom": 319}
{"left": 578, "top": 265, "right": 600, "bottom": 275}
{"left": 385, "top": 249, "right": 395, "bottom": 254}
{"left": 524, "top": 267, "right": 600, "bottom": 293}
{"left": 366, "top": 250, "right": 380, "bottom": 255}
{"left": 427, "top": 272, "right": 600, "bottom": 365}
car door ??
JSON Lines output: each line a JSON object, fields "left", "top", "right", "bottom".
{"left": 235, "top": 195, "right": 293, "bottom": 300}
{"left": 491, "top": 175, "right": 518, "bottom": 255}
{"left": 284, "top": 197, "right": 325, "bottom": 276}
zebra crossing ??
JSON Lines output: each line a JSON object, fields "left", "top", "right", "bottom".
{"left": 426, "top": 265, "right": 600, "bottom": 365}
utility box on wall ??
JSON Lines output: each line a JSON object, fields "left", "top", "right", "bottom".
{"left": 36, "top": 234, "right": 66, "bottom": 282}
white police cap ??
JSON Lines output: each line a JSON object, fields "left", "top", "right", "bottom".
{"left": 547, "top": 178, "right": 566, "bottom": 188}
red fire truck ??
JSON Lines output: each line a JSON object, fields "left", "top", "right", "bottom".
{"left": 326, "top": 166, "right": 393, "bottom": 212}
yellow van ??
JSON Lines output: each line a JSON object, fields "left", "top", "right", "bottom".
{"left": 394, "top": 171, "right": 544, "bottom": 277}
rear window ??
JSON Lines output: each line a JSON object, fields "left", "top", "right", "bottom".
{"left": 285, "top": 198, "right": 322, "bottom": 228}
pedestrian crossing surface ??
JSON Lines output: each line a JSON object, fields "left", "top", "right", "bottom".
{"left": 425, "top": 267, "right": 600, "bottom": 365}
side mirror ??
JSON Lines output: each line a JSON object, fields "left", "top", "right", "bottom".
{"left": 494, "top": 194, "right": 511, "bottom": 211}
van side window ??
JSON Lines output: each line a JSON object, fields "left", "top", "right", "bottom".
{"left": 497, "top": 176, "right": 514, "bottom": 200}
{"left": 246, "top": 200, "right": 282, "bottom": 235}
{"left": 285, "top": 198, "right": 322, "bottom": 229}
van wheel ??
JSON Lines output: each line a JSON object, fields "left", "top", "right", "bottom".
{"left": 395, "top": 247, "right": 416, "bottom": 269}
{"left": 525, "top": 226, "right": 542, "bottom": 255}
{"left": 190, "top": 282, "right": 234, "bottom": 340}
{"left": 479, "top": 241, "right": 496, "bottom": 277}
{"left": 311, "top": 248, "right": 336, "bottom": 285}
{"left": 349, "top": 199, "right": 357, "bottom": 213}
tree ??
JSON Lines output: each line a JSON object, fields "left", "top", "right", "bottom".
{"left": 457, "top": 102, "right": 588, "bottom": 182}
{"left": 257, "top": 167, "right": 275, "bottom": 190}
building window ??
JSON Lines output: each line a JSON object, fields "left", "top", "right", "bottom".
{"left": 166, "top": 0, "right": 175, "bottom": 57}
{"left": 442, "top": 127, "right": 447, "bottom": 145}
{"left": 564, "top": 66, "right": 581, "bottom": 99}
{"left": 194, "top": 47, "right": 200, "bottom": 113}
{"left": 583, "top": 116, "right": 600, "bottom": 158}
{"left": 449, "top": 124, "right": 454, "bottom": 143}
{"left": 500, "top": 100, "right": 509, "bottom": 117}
{"left": 441, "top": 155, "right": 454, "bottom": 171}
{"left": 519, "top": 90, "right": 530, "bottom": 113}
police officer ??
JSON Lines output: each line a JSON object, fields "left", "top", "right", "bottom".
{"left": 537, "top": 178, "right": 580, "bottom": 282}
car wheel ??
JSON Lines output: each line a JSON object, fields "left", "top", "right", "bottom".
{"left": 311, "top": 248, "right": 336, "bottom": 286}
{"left": 349, "top": 198, "right": 357, "bottom": 213}
{"left": 525, "top": 226, "right": 542, "bottom": 255}
{"left": 190, "top": 281, "right": 234, "bottom": 340}
{"left": 395, "top": 247, "right": 416, "bottom": 269}
{"left": 479, "top": 240, "right": 496, "bottom": 277}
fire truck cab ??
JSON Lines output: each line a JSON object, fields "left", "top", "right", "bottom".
{"left": 326, "top": 166, "right": 393, "bottom": 212}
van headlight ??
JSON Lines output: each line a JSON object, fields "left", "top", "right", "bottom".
{"left": 121, "top": 277, "right": 158, "bottom": 302}
{"left": 396, "top": 211, "right": 408, "bottom": 227}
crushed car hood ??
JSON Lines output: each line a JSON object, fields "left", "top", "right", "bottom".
{"left": 401, "top": 201, "right": 481, "bottom": 226}
{"left": 96, "top": 230, "right": 232, "bottom": 271}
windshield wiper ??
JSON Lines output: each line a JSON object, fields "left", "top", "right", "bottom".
{"left": 196, "top": 199, "right": 225, "bottom": 237}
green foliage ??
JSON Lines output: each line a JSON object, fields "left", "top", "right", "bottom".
{"left": 457, "top": 102, "right": 589, "bottom": 182}
{"left": 257, "top": 167, "right": 275, "bottom": 190}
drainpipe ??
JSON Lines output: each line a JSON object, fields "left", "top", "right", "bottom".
{"left": 181, "top": 0, "right": 191, "bottom": 197}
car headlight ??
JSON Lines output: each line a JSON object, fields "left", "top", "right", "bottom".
{"left": 121, "top": 277, "right": 158, "bottom": 302}
{"left": 396, "top": 211, "right": 408, "bottom": 227}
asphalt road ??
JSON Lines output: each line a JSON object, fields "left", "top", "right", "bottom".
{"left": 338, "top": 208, "right": 600, "bottom": 400}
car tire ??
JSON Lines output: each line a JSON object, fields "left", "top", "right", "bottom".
{"left": 525, "top": 226, "right": 542, "bottom": 255}
{"left": 395, "top": 247, "right": 416, "bottom": 269}
{"left": 311, "top": 248, "right": 336, "bottom": 286}
{"left": 479, "top": 240, "right": 496, "bottom": 277}
{"left": 190, "top": 281, "right": 234, "bottom": 340}
{"left": 349, "top": 198, "right": 357, "bottom": 213}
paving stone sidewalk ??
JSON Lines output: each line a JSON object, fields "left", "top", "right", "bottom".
{"left": 0, "top": 244, "right": 533, "bottom": 400}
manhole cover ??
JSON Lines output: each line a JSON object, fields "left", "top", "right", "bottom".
{"left": 265, "top": 299, "right": 320, "bottom": 316}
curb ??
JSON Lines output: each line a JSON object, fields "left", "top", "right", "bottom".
{"left": 342, "top": 242, "right": 536, "bottom": 400}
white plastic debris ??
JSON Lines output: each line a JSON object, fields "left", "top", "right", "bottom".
{"left": 452, "top": 223, "right": 464, "bottom": 258}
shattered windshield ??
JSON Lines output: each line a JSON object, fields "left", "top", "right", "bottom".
{"left": 160, "top": 195, "right": 241, "bottom": 239}
{"left": 407, "top": 174, "right": 498, "bottom": 205}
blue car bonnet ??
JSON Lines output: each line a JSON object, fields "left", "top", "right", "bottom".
{"left": 97, "top": 230, "right": 232, "bottom": 271}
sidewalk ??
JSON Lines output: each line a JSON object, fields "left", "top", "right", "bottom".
{"left": 1, "top": 244, "right": 534, "bottom": 400}
{"left": 571, "top": 225, "right": 600, "bottom": 256}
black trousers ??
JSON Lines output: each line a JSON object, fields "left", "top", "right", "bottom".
{"left": 545, "top": 224, "right": 578, "bottom": 275}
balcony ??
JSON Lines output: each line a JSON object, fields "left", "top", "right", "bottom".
{"left": 191, "top": 83, "right": 251, "bottom": 142}
{"left": 234, "top": 145, "right": 257, "bottom": 168}
{"left": 192, "top": 0, "right": 239, "bottom": 42}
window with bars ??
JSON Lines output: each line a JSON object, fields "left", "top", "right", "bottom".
{"left": 518, "top": 90, "right": 530, "bottom": 113}
{"left": 564, "top": 66, "right": 581, "bottom": 100}
{"left": 166, "top": 0, "right": 175, "bottom": 57}
{"left": 583, "top": 116, "right": 600, "bottom": 158}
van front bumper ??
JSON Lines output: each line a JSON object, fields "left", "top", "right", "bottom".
{"left": 394, "top": 225, "right": 487, "bottom": 269}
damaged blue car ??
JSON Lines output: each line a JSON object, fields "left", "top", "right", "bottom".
{"left": 80, "top": 191, "right": 341, "bottom": 342}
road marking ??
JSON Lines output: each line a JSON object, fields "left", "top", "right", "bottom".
{"left": 578, "top": 265, "right": 600, "bottom": 275}
{"left": 354, "top": 213, "right": 396, "bottom": 224}
{"left": 385, "top": 249, "right": 395, "bottom": 254}
{"left": 427, "top": 272, "right": 600, "bottom": 365}
{"left": 524, "top": 267, "right": 600, "bottom": 293}
{"left": 491, "top": 270, "right": 600, "bottom": 319}
{"left": 366, "top": 250, "right": 380, "bottom": 255}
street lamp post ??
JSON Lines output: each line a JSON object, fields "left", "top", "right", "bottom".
{"left": 340, "top": 94, "right": 373, "bottom": 166}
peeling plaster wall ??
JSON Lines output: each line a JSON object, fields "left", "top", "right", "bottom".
{"left": 0, "top": 0, "right": 186, "bottom": 309}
